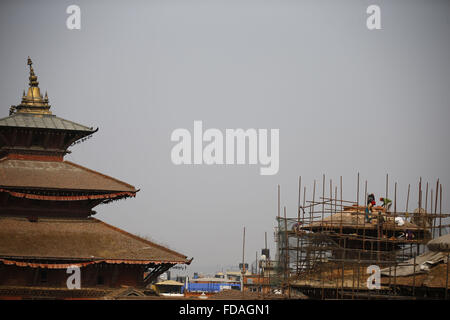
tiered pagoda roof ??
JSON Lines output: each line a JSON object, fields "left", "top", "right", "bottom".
{"left": 0, "top": 158, "right": 136, "bottom": 191}
{"left": 0, "top": 112, "right": 94, "bottom": 131}
{"left": 0, "top": 58, "right": 139, "bottom": 210}
{"left": 0, "top": 58, "right": 191, "bottom": 293}
{"left": 0, "top": 216, "right": 188, "bottom": 266}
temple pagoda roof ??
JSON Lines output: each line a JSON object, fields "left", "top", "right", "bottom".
{"left": 0, "top": 112, "right": 95, "bottom": 132}
{"left": 3, "top": 56, "right": 95, "bottom": 135}
{"left": 0, "top": 216, "right": 190, "bottom": 265}
{"left": 0, "top": 158, "right": 136, "bottom": 193}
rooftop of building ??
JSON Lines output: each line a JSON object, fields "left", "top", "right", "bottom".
{"left": 0, "top": 157, "right": 137, "bottom": 193}
{"left": 0, "top": 216, "right": 191, "bottom": 265}
{"left": 0, "top": 112, "right": 95, "bottom": 132}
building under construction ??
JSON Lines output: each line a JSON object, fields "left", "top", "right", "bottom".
{"left": 275, "top": 174, "right": 450, "bottom": 300}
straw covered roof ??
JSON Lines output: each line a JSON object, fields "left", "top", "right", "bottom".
{"left": 301, "top": 205, "right": 424, "bottom": 232}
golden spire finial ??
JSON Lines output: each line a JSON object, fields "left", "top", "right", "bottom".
{"left": 27, "top": 56, "right": 39, "bottom": 87}
{"left": 9, "top": 57, "right": 52, "bottom": 115}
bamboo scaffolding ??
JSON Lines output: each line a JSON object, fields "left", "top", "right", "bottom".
{"left": 274, "top": 174, "right": 449, "bottom": 300}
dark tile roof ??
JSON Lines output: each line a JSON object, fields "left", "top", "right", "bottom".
{"left": 0, "top": 216, "right": 189, "bottom": 264}
{"left": 0, "top": 113, "right": 94, "bottom": 132}
{"left": 0, "top": 158, "right": 136, "bottom": 192}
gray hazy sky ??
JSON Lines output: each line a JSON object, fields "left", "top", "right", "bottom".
{"left": 1, "top": 0, "right": 449, "bottom": 274}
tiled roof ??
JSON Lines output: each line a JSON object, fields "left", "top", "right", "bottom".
{"left": 0, "top": 113, "right": 94, "bottom": 132}
{"left": 0, "top": 158, "right": 136, "bottom": 192}
{"left": 0, "top": 216, "right": 189, "bottom": 264}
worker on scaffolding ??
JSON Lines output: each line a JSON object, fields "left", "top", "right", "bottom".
{"left": 379, "top": 197, "right": 392, "bottom": 213}
{"left": 377, "top": 210, "right": 386, "bottom": 238}
{"left": 406, "top": 229, "right": 415, "bottom": 240}
{"left": 292, "top": 221, "right": 303, "bottom": 233}
{"left": 365, "top": 194, "right": 376, "bottom": 223}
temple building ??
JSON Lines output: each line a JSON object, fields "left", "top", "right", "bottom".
{"left": 0, "top": 58, "right": 191, "bottom": 299}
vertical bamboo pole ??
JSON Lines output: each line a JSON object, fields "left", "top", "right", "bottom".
{"left": 431, "top": 189, "right": 434, "bottom": 217}
{"left": 278, "top": 185, "right": 280, "bottom": 218}
{"left": 311, "top": 180, "right": 316, "bottom": 233}
{"left": 394, "top": 182, "right": 397, "bottom": 235}
{"left": 434, "top": 179, "right": 439, "bottom": 237}
{"left": 431, "top": 189, "right": 435, "bottom": 237}
{"left": 256, "top": 251, "right": 259, "bottom": 295}
{"left": 311, "top": 180, "right": 316, "bottom": 286}
{"left": 385, "top": 173, "right": 388, "bottom": 259}
{"left": 439, "top": 184, "right": 442, "bottom": 237}
{"left": 307, "top": 181, "right": 316, "bottom": 270}
{"left": 393, "top": 182, "right": 397, "bottom": 296}
{"left": 418, "top": 178, "right": 422, "bottom": 256}
{"left": 330, "top": 179, "right": 333, "bottom": 233}
{"left": 339, "top": 175, "right": 343, "bottom": 298}
{"left": 241, "top": 226, "right": 246, "bottom": 293}
{"left": 363, "top": 180, "right": 367, "bottom": 255}
{"left": 356, "top": 173, "right": 360, "bottom": 272}
{"left": 296, "top": 176, "right": 301, "bottom": 275}
{"left": 341, "top": 238, "right": 346, "bottom": 299}
{"left": 386, "top": 174, "right": 389, "bottom": 201}
{"left": 340, "top": 176, "right": 343, "bottom": 235}
{"left": 357, "top": 172, "right": 360, "bottom": 234}
{"left": 277, "top": 184, "right": 281, "bottom": 278}
{"left": 406, "top": 184, "right": 410, "bottom": 215}
{"left": 283, "top": 206, "right": 289, "bottom": 296}
{"left": 243, "top": 226, "right": 246, "bottom": 268}
{"left": 335, "top": 185, "right": 339, "bottom": 299}
{"left": 266, "top": 231, "right": 270, "bottom": 295}
{"left": 322, "top": 174, "right": 325, "bottom": 233}
{"left": 301, "top": 186, "right": 306, "bottom": 272}
{"left": 445, "top": 252, "right": 449, "bottom": 300}
{"left": 380, "top": 174, "right": 388, "bottom": 263}
{"left": 412, "top": 252, "right": 416, "bottom": 297}
{"left": 265, "top": 232, "right": 267, "bottom": 251}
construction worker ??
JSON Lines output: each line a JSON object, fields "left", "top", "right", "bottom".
{"left": 292, "top": 221, "right": 303, "bottom": 233}
{"left": 365, "top": 196, "right": 376, "bottom": 223}
{"left": 377, "top": 210, "right": 386, "bottom": 238}
{"left": 380, "top": 197, "right": 392, "bottom": 213}
{"left": 406, "top": 229, "right": 415, "bottom": 240}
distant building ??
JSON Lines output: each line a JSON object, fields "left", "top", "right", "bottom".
{"left": 187, "top": 276, "right": 240, "bottom": 294}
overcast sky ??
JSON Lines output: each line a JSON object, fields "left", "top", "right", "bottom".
{"left": 1, "top": 0, "right": 449, "bottom": 275}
